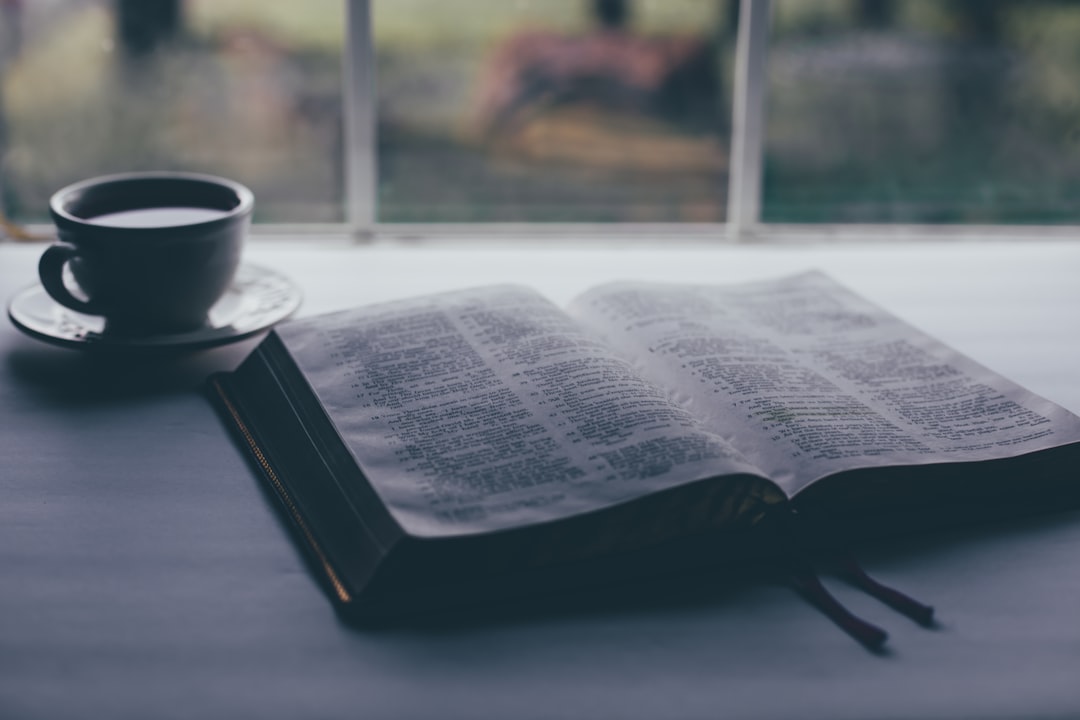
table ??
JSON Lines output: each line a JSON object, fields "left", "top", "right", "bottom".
{"left": 2, "top": 238, "right": 1079, "bottom": 720}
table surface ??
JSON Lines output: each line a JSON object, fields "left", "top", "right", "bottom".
{"left": 2, "top": 239, "right": 1079, "bottom": 720}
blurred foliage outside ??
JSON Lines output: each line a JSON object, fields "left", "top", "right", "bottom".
{"left": 1, "top": 0, "right": 1079, "bottom": 226}
{"left": 1, "top": 0, "right": 345, "bottom": 223}
{"left": 374, "top": 0, "right": 735, "bottom": 222}
{"left": 765, "top": 0, "right": 1080, "bottom": 224}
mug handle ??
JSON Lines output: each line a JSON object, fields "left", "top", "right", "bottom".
{"left": 38, "top": 242, "right": 102, "bottom": 315}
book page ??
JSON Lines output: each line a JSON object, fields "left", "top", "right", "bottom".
{"left": 276, "top": 286, "right": 768, "bottom": 536}
{"left": 570, "top": 273, "right": 1080, "bottom": 497}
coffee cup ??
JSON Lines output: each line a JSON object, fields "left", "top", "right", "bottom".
{"left": 40, "top": 171, "right": 254, "bottom": 335}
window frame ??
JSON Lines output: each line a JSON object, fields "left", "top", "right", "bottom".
{"left": 343, "top": 0, "right": 765, "bottom": 242}
{"left": 336, "top": 0, "right": 1080, "bottom": 243}
{"left": 17, "top": 0, "right": 1080, "bottom": 243}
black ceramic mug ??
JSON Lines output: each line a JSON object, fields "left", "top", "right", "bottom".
{"left": 40, "top": 172, "right": 254, "bottom": 335}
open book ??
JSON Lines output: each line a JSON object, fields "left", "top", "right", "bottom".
{"left": 211, "top": 272, "right": 1080, "bottom": 638}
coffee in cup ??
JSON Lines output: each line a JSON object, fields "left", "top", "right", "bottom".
{"left": 41, "top": 172, "right": 254, "bottom": 335}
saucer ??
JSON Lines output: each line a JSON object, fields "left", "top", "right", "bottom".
{"left": 7, "top": 263, "right": 302, "bottom": 352}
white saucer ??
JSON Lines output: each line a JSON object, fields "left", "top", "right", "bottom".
{"left": 7, "top": 263, "right": 302, "bottom": 352}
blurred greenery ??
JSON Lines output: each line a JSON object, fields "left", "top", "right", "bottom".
{"left": 764, "top": 0, "right": 1080, "bottom": 224}
{"left": 1, "top": 0, "right": 1079, "bottom": 226}
{"left": 2, "top": 0, "right": 345, "bottom": 223}
{"left": 376, "top": 0, "right": 718, "bottom": 49}
{"left": 189, "top": 0, "right": 344, "bottom": 51}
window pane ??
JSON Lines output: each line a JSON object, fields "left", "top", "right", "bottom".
{"left": 375, "top": 0, "right": 737, "bottom": 222}
{"left": 0, "top": 0, "right": 344, "bottom": 223}
{"left": 764, "top": 0, "right": 1080, "bottom": 224}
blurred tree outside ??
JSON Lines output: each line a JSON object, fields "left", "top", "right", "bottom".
{"left": 0, "top": 0, "right": 344, "bottom": 223}
{"left": 375, "top": 0, "right": 738, "bottom": 222}
{"left": 765, "top": 0, "right": 1080, "bottom": 224}
{"left": 1, "top": 0, "right": 1079, "bottom": 227}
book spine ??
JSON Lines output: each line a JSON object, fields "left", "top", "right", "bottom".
{"left": 209, "top": 372, "right": 354, "bottom": 605}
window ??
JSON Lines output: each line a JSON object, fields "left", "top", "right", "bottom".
{"left": 374, "top": 0, "right": 736, "bottom": 223}
{"left": 764, "top": 0, "right": 1080, "bottom": 225}
{"left": 0, "top": 0, "right": 345, "bottom": 223}
{"left": 2, "top": 0, "right": 1078, "bottom": 236}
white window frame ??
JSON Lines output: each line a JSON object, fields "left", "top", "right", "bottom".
{"left": 330, "top": 0, "right": 1080, "bottom": 244}
{"left": 22, "top": 0, "right": 1071, "bottom": 244}
{"left": 337, "top": 0, "right": 762, "bottom": 242}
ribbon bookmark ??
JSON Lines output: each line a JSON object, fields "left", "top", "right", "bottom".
{"left": 837, "top": 553, "right": 935, "bottom": 627}
{"left": 788, "top": 564, "right": 889, "bottom": 650}
{"left": 771, "top": 507, "right": 934, "bottom": 648}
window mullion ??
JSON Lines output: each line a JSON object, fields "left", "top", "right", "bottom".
{"left": 344, "top": 0, "right": 378, "bottom": 237}
{"left": 726, "top": 0, "right": 772, "bottom": 241}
